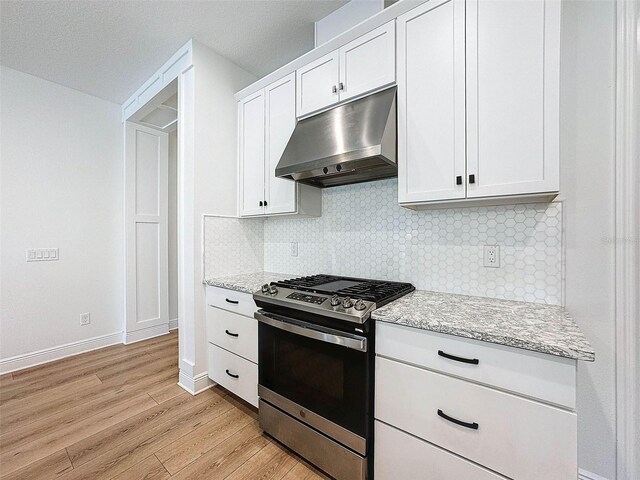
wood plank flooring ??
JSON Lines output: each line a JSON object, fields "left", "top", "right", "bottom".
{"left": 0, "top": 331, "right": 329, "bottom": 480}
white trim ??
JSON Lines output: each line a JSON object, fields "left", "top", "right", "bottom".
{"left": 615, "top": 1, "right": 640, "bottom": 479}
{"left": 169, "top": 318, "right": 178, "bottom": 330}
{"left": 122, "top": 40, "right": 193, "bottom": 120}
{"left": 578, "top": 468, "right": 611, "bottom": 480}
{"left": 178, "top": 370, "right": 214, "bottom": 395}
{"left": 124, "top": 324, "right": 170, "bottom": 345}
{"left": 0, "top": 332, "right": 123, "bottom": 375}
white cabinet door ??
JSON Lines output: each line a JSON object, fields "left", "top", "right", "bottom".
{"left": 397, "top": 0, "right": 466, "bottom": 204}
{"left": 238, "top": 91, "right": 265, "bottom": 216}
{"left": 296, "top": 51, "right": 339, "bottom": 117}
{"left": 466, "top": 0, "right": 560, "bottom": 198}
{"left": 338, "top": 21, "right": 396, "bottom": 102}
{"left": 265, "top": 73, "right": 297, "bottom": 215}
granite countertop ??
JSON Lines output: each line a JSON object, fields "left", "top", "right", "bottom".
{"left": 373, "top": 290, "right": 595, "bottom": 362}
{"left": 204, "top": 272, "right": 295, "bottom": 294}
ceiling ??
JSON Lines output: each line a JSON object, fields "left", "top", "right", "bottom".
{"left": 0, "top": 0, "right": 348, "bottom": 104}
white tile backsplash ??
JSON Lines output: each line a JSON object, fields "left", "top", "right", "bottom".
{"left": 203, "top": 216, "right": 264, "bottom": 277}
{"left": 204, "top": 179, "right": 563, "bottom": 305}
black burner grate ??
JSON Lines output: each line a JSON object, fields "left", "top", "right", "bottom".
{"left": 273, "top": 275, "right": 415, "bottom": 307}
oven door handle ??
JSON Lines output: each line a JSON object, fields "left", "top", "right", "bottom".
{"left": 255, "top": 311, "right": 368, "bottom": 352}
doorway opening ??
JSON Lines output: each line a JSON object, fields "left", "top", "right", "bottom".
{"left": 124, "top": 80, "right": 179, "bottom": 346}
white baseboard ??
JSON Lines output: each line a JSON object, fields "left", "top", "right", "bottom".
{"left": 169, "top": 318, "right": 178, "bottom": 330}
{"left": 579, "top": 468, "right": 610, "bottom": 480}
{"left": 125, "top": 323, "right": 170, "bottom": 344}
{"left": 178, "top": 370, "right": 214, "bottom": 395}
{"left": 0, "top": 331, "right": 123, "bottom": 375}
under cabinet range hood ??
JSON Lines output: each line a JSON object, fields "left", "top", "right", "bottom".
{"left": 275, "top": 86, "right": 397, "bottom": 188}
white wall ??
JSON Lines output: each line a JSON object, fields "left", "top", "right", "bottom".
{"left": 0, "top": 66, "right": 123, "bottom": 368}
{"left": 177, "top": 41, "right": 255, "bottom": 388}
{"left": 168, "top": 130, "right": 178, "bottom": 324}
{"left": 315, "top": 0, "right": 385, "bottom": 46}
{"left": 560, "top": 1, "right": 617, "bottom": 478}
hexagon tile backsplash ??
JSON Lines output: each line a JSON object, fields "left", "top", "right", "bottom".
{"left": 205, "top": 179, "right": 564, "bottom": 305}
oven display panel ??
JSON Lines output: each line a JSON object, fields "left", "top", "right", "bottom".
{"left": 286, "top": 292, "right": 327, "bottom": 305}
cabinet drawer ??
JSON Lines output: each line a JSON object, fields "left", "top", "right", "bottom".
{"left": 207, "top": 343, "right": 258, "bottom": 407}
{"left": 375, "top": 421, "right": 506, "bottom": 480}
{"left": 376, "top": 322, "right": 576, "bottom": 409}
{"left": 375, "top": 356, "right": 576, "bottom": 480}
{"left": 206, "top": 286, "right": 257, "bottom": 318}
{"left": 206, "top": 307, "right": 258, "bottom": 363}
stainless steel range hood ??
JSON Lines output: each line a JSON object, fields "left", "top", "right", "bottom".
{"left": 275, "top": 87, "right": 396, "bottom": 188}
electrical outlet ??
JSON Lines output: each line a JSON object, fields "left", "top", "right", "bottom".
{"left": 80, "top": 312, "right": 91, "bottom": 326}
{"left": 483, "top": 245, "right": 500, "bottom": 268}
{"left": 290, "top": 242, "right": 299, "bottom": 257}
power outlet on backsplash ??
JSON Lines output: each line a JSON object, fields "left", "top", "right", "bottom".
{"left": 483, "top": 246, "right": 500, "bottom": 268}
{"left": 290, "top": 242, "right": 299, "bottom": 257}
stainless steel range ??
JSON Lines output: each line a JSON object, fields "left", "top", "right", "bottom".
{"left": 253, "top": 275, "right": 415, "bottom": 480}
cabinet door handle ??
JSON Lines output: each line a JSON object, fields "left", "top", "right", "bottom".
{"left": 332, "top": 85, "right": 338, "bottom": 94}
{"left": 339, "top": 82, "right": 344, "bottom": 91}
{"left": 456, "top": 176, "right": 463, "bottom": 185}
{"left": 225, "top": 369, "right": 239, "bottom": 379}
{"left": 469, "top": 174, "right": 476, "bottom": 184}
{"left": 438, "top": 350, "right": 479, "bottom": 365}
{"left": 225, "top": 298, "right": 239, "bottom": 305}
{"left": 264, "top": 200, "right": 268, "bottom": 206}
{"left": 259, "top": 201, "right": 263, "bottom": 207}
{"left": 225, "top": 329, "right": 239, "bottom": 337}
{"left": 437, "top": 409, "right": 479, "bottom": 430}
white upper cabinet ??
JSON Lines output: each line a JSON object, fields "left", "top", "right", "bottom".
{"left": 398, "top": 0, "right": 560, "bottom": 206}
{"left": 297, "top": 21, "right": 396, "bottom": 118}
{"left": 238, "top": 91, "right": 265, "bottom": 217}
{"left": 466, "top": 0, "right": 560, "bottom": 198}
{"left": 397, "top": 0, "right": 466, "bottom": 204}
{"left": 238, "top": 75, "right": 321, "bottom": 218}
{"left": 265, "top": 73, "right": 297, "bottom": 215}
{"left": 339, "top": 22, "right": 396, "bottom": 102}
{"left": 296, "top": 51, "right": 340, "bottom": 118}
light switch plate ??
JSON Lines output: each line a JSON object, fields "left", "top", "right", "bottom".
{"left": 26, "top": 248, "right": 59, "bottom": 262}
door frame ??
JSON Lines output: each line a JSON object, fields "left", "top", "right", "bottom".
{"left": 614, "top": 1, "right": 639, "bottom": 478}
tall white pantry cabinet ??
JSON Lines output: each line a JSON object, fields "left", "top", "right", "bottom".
{"left": 397, "top": 0, "right": 561, "bottom": 207}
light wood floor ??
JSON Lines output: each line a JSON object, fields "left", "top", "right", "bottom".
{"left": 0, "top": 331, "right": 329, "bottom": 480}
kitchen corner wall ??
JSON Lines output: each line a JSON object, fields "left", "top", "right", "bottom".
{"left": 204, "top": 178, "right": 564, "bottom": 306}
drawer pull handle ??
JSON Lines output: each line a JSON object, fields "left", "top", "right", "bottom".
{"left": 437, "top": 409, "right": 479, "bottom": 430}
{"left": 438, "top": 350, "right": 479, "bottom": 365}
{"left": 225, "top": 298, "right": 239, "bottom": 305}
{"left": 225, "top": 369, "right": 239, "bottom": 379}
{"left": 225, "top": 329, "right": 239, "bottom": 337}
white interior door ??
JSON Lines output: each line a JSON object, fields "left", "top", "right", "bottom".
{"left": 265, "top": 73, "right": 297, "bottom": 215}
{"left": 125, "top": 122, "right": 169, "bottom": 343}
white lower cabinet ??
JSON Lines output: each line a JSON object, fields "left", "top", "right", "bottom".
{"left": 375, "top": 421, "right": 505, "bottom": 480}
{"left": 375, "top": 323, "right": 578, "bottom": 480}
{"left": 205, "top": 286, "right": 258, "bottom": 407}
{"left": 207, "top": 343, "right": 258, "bottom": 407}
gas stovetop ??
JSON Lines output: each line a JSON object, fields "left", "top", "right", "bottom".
{"left": 253, "top": 275, "right": 415, "bottom": 324}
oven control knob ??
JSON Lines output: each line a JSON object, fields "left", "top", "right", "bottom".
{"left": 342, "top": 297, "right": 354, "bottom": 309}
{"left": 261, "top": 284, "right": 270, "bottom": 294}
{"left": 354, "top": 299, "right": 367, "bottom": 311}
{"left": 268, "top": 285, "right": 278, "bottom": 295}
{"left": 330, "top": 295, "right": 341, "bottom": 307}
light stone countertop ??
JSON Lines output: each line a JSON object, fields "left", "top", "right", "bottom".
{"left": 204, "top": 272, "right": 297, "bottom": 295}
{"left": 372, "top": 290, "right": 595, "bottom": 361}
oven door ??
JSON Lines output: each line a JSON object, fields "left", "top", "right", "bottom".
{"left": 256, "top": 310, "right": 370, "bottom": 454}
